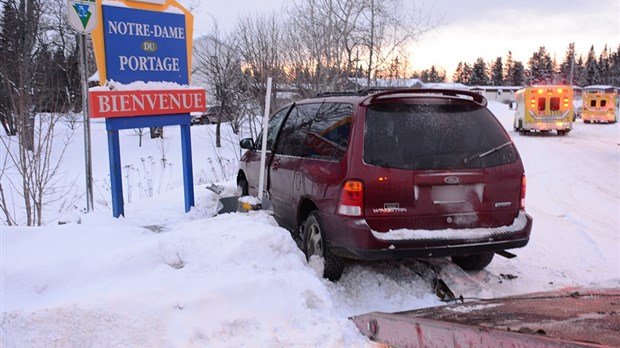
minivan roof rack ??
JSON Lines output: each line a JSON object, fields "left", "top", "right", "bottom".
{"left": 357, "top": 87, "right": 407, "bottom": 95}
{"left": 361, "top": 88, "right": 488, "bottom": 106}
{"left": 314, "top": 91, "right": 364, "bottom": 98}
{"left": 315, "top": 87, "right": 423, "bottom": 98}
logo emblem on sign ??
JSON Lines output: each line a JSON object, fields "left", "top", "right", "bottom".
{"left": 72, "top": 4, "right": 92, "bottom": 29}
{"left": 67, "top": 0, "right": 97, "bottom": 34}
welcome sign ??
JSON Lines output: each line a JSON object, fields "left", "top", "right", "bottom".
{"left": 89, "top": 89, "right": 206, "bottom": 117}
{"left": 89, "top": 0, "right": 203, "bottom": 217}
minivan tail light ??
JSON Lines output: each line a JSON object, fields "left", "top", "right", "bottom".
{"left": 337, "top": 180, "right": 364, "bottom": 216}
{"left": 520, "top": 175, "right": 527, "bottom": 209}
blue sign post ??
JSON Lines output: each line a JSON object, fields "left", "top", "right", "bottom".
{"left": 90, "top": 0, "right": 203, "bottom": 218}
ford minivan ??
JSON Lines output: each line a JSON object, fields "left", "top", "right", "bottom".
{"left": 238, "top": 89, "right": 533, "bottom": 281}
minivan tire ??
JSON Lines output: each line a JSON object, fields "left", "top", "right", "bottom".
{"left": 451, "top": 252, "right": 495, "bottom": 271}
{"left": 303, "top": 211, "right": 344, "bottom": 281}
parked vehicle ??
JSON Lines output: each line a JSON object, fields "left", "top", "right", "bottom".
{"left": 513, "top": 86, "right": 574, "bottom": 136}
{"left": 190, "top": 106, "right": 223, "bottom": 125}
{"left": 238, "top": 89, "right": 533, "bottom": 281}
{"left": 582, "top": 85, "right": 618, "bottom": 124}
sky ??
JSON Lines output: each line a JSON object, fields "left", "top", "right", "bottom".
{"left": 2, "top": 99, "right": 619, "bottom": 346}
{"left": 183, "top": 0, "right": 620, "bottom": 79}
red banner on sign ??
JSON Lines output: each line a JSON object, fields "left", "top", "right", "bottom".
{"left": 89, "top": 89, "right": 206, "bottom": 118}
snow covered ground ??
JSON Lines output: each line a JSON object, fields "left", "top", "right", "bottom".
{"left": 2, "top": 101, "right": 619, "bottom": 347}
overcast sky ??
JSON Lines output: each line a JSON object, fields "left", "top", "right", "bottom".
{"left": 182, "top": 0, "right": 619, "bottom": 78}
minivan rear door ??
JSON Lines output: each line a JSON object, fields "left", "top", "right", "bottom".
{"left": 360, "top": 101, "right": 522, "bottom": 231}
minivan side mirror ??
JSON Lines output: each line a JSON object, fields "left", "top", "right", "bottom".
{"left": 240, "top": 138, "right": 255, "bottom": 149}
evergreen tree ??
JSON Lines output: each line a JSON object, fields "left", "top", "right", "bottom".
{"left": 452, "top": 62, "right": 464, "bottom": 83}
{"left": 558, "top": 43, "right": 576, "bottom": 85}
{"left": 504, "top": 51, "right": 515, "bottom": 86}
{"left": 0, "top": 0, "right": 20, "bottom": 135}
{"left": 598, "top": 44, "right": 611, "bottom": 85}
{"left": 32, "top": 44, "right": 53, "bottom": 112}
{"left": 469, "top": 57, "right": 488, "bottom": 85}
{"left": 490, "top": 57, "right": 503, "bottom": 86}
{"left": 583, "top": 45, "right": 599, "bottom": 85}
{"left": 461, "top": 63, "right": 473, "bottom": 85}
{"left": 452, "top": 61, "right": 472, "bottom": 84}
{"left": 610, "top": 44, "right": 620, "bottom": 86}
{"left": 66, "top": 39, "right": 82, "bottom": 112}
{"left": 527, "top": 46, "right": 554, "bottom": 84}
{"left": 420, "top": 65, "right": 445, "bottom": 83}
{"left": 511, "top": 61, "right": 526, "bottom": 86}
{"left": 574, "top": 55, "right": 587, "bottom": 86}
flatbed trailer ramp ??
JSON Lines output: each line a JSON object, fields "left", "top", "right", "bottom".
{"left": 351, "top": 288, "right": 620, "bottom": 347}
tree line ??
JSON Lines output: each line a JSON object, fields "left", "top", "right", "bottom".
{"left": 447, "top": 44, "right": 620, "bottom": 86}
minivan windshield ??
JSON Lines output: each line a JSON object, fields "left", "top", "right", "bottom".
{"left": 363, "top": 103, "right": 517, "bottom": 170}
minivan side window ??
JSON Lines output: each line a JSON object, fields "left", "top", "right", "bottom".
{"left": 256, "top": 107, "right": 289, "bottom": 152}
{"left": 303, "top": 103, "right": 353, "bottom": 160}
{"left": 275, "top": 103, "right": 321, "bottom": 156}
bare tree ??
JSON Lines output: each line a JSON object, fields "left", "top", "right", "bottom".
{"left": 284, "top": 0, "right": 365, "bottom": 95}
{"left": 283, "top": 0, "right": 435, "bottom": 91}
{"left": 0, "top": 0, "right": 77, "bottom": 226}
{"left": 1, "top": 111, "right": 76, "bottom": 226}
{"left": 235, "top": 13, "right": 287, "bottom": 115}
{"left": 358, "top": 0, "right": 435, "bottom": 86}
{"left": 194, "top": 20, "right": 248, "bottom": 146}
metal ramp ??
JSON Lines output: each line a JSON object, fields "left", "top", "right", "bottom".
{"left": 351, "top": 288, "right": 620, "bottom": 347}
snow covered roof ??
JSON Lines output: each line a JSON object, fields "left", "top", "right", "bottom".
{"left": 424, "top": 82, "right": 469, "bottom": 90}
{"left": 583, "top": 85, "right": 616, "bottom": 90}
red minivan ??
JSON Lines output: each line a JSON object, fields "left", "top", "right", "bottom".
{"left": 238, "top": 89, "right": 533, "bottom": 281}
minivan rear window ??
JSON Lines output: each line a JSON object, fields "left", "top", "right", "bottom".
{"left": 363, "top": 103, "right": 517, "bottom": 170}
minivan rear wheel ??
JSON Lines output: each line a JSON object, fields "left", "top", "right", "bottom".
{"left": 451, "top": 252, "right": 494, "bottom": 271}
{"left": 303, "top": 211, "right": 344, "bottom": 281}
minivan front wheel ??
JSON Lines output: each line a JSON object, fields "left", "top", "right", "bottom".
{"left": 237, "top": 174, "right": 249, "bottom": 196}
{"left": 451, "top": 252, "right": 494, "bottom": 271}
{"left": 303, "top": 211, "right": 344, "bottom": 281}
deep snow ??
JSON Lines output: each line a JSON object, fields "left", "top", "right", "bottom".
{"left": 1, "top": 101, "right": 619, "bottom": 347}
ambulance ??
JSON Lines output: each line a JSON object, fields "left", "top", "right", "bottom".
{"left": 582, "top": 85, "right": 618, "bottom": 124}
{"left": 513, "top": 86, "right": 574, "bottom": 136}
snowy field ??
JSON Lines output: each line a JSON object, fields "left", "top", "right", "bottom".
{"left": 2, "top": 101, "right": 619, "bottom": 347}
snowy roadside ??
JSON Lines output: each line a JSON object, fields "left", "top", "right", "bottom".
{"left": 2, "top": 101, "right": 619, "bottom": 347}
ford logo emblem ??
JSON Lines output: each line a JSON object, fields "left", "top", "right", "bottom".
{"left": 444, "top": 176, "right": 459, "bottom": 184}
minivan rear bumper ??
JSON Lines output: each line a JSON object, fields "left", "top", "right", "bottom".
{"left": 323, "top": 211, "right": 533, "bottom": 261}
